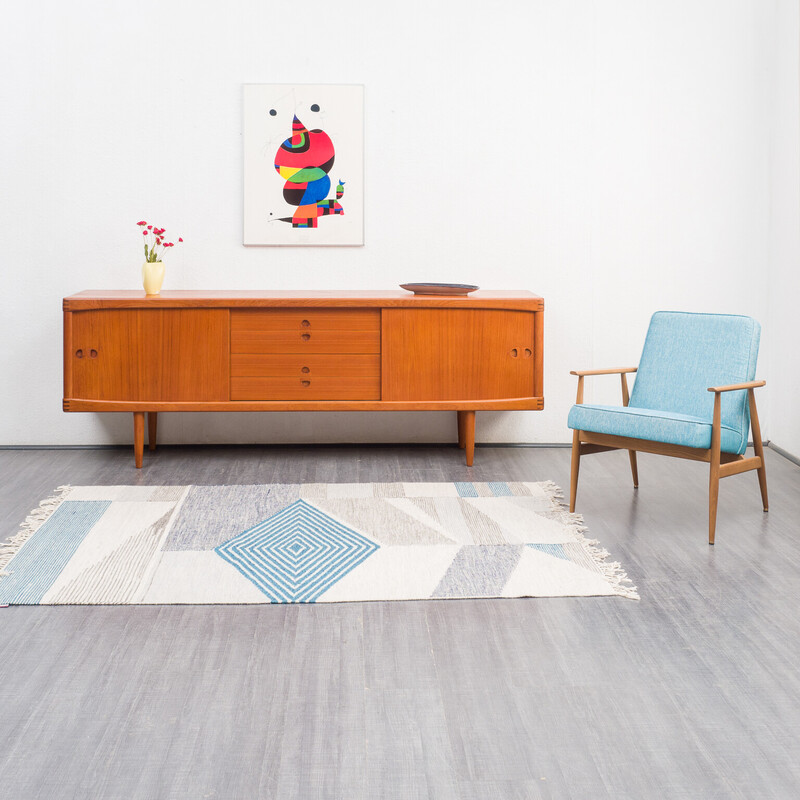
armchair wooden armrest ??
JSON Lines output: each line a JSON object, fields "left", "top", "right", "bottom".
{"left": 571, "top": 367, "right": 638, "bottom": 406}
{"left": 707, "top": 379, "right": 767, "bottom": 512}
{"left": 570, "top": 367, "right": 638, "bottom": 377}
{"left": 707, "top": 380, "right": 766, "bottom": 393}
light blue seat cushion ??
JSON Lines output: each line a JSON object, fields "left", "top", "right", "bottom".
{"left": 567, "top": 404, "right": 745, "bottom": 453}
{"left": 567, "top": 311, "right": 760, "bottom": 455}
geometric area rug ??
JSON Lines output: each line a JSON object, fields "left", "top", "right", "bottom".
{"left": 0, "top": 482, "right": 638, "bottom": 605}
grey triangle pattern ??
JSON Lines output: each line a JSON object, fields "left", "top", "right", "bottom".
{"left": 420, "top": 498, "right": 473, "bottom": 542}
{"left": 432, "top": 545, "right": 524, "bottom": 598}
{"left": 406, "top": 498, "right": 507, "bottom": 545}
{"left": 164, "top": 484, "right": 300, "bottom": 550}
{"left": 507, "top": 495, "right": 561, "bottom": 518}
{"left": 406, "top": 497, "right": 442, "bottom": 525}
{"left": 313, "top": 498, "right": 452, "bottom": 545}
{"left": 49, "top": 509, "right": 172, "bottom": 604}
{"left": 459, "top": 501, "right": 508, "bottom": 545}
{"left": 561, "top": 542, "right": 608, "bottom": 574}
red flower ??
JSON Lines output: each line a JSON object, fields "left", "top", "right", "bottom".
{"left": 136, "top": 220, "right": 146, "bottom": 226}
{"left": 147, "top": 225, "right": 152, "bottom": 230}
{"left": 142, "top": 230, "right": 147, "bottom": 236}
{"left": 178, "top": 237, "right": 183, "bottom": 242}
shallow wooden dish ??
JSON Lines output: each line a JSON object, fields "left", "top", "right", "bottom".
{"left": 400, "top": 283, "right": 479, "bottom": 296}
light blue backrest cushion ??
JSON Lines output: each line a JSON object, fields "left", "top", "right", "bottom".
{"left": 629, "top": 312, "right": 760, "bottom": 442}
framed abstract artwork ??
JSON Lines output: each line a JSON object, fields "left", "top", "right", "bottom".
{"left": 243, "top": 84, "right": 364, "bottom": 246}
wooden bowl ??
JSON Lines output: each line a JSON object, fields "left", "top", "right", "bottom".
{"left": 400, "top": 283, "right": 479, "bottom": 296}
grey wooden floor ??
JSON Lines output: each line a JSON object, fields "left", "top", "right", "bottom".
{"left": 1, "top": 443, "right": 799, "bottom": 800}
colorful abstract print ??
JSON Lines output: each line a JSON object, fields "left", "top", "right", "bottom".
{"left": 274, "top": 115, "right": 345, "bottom": 229}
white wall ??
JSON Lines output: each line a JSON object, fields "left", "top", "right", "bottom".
{"left": 0, "top": 0, "right": 791, "bottom": 446}
{"left": 767, "top": 0, "right": 800, "bottom": 459}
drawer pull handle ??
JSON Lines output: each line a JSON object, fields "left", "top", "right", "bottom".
{"left": 301, "top": 333, "right": 311, "bottom": 341}
{"left": 301, "top": 380, "right": 311, "bottom": 387}
{"left": 524, "top": 348, "right": 532, "bottom": 358}
{"left": 90, "top": 349, "right": 98, "bottom": 358}
{"left": 301, "top": 366, "right": 310, "bottom": 374}
{"left": 76, "top": 349, "right": 84, "bottom": 358}
{"left": 510, "top": 348, "right": 518, "bottom": 358}
{"left": 301, "top": 319, "right": 310, "bottom": 327}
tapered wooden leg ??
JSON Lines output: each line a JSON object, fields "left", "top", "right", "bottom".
{"left": 133, "top": 412, "right": 145, "bottom": 469}
{"left": 748, "top": 389, "right": 769, "bottom": 511}
{"left": 463, "top": 410, "right": 475, "bottom": 466}
{"left": 628, "top": 450, "right": 639, "bottom": 488}
{"left": 570, "top": 430, "right": 581, "bottom": 512}
{"left": 148, "top": 412, "right": 158, "bottom": 452}
{"left": 457, "top": 411, "right": 466, "bottom": 449}
{"left": 620, "top": 372, "right": 639, "bottom": 489}
{"left": 709, "top": 394, "right": 722, "bottom": 544}
{"left": 754, "top": 448, "right": 769, "bottom": 512}
{"left": 709, "top": 462, "right": 720, "bottom": 545}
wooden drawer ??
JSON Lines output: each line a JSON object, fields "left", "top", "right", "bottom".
{"left": 231, "top": 309, "right": 380, "bottom": 332}
{"left": 232, "top": 376, "right": 381, "bottom": 401}
{"left": 232, "top": 329, "right": 380, "bottom": 354}
{"left": 232, "top": 354, "right": 380, "bottom": 378}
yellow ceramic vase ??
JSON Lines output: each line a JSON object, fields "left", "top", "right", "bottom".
{"left": 142, "top": 261, "right": 165, "bottom": 296}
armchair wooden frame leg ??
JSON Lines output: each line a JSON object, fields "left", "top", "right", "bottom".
{"left": 620, "top": 373, "right": 639, "bottom": 489}
{"left": 748, "top": 389, "right": 768, "bottom": 512}
{"left": 569, "top": 430, "right": 581, "bottom": 513}
{"left": 708, "top": 394, "right": 722, "bottom": 545}
{"left": 568, "top": 371, "right": 767, "bottom": 545}
{"left": 569, "top": 375, "right": 584, "bottom": 512}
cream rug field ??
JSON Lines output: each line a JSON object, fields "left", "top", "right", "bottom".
{"left": 0, "top": 481, "right": 638, "bottom": 604}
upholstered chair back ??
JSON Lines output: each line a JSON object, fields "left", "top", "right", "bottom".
{"left": 629, "top": 311, "right": 761, "bottom": 447}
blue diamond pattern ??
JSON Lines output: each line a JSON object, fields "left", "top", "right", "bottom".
{"left": 215, "top": 500, "right": 379, "bottom": 602}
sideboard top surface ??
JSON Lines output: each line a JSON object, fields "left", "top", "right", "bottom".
{"left": 64, "top": 290, "right": 544, "bottom": 312}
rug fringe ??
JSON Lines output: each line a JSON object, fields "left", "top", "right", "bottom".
{"left": 0, "top": 485, "right": 73, "bottom": 576}
{"left": 540, "top": 480, "right": 640, "bottom": 600}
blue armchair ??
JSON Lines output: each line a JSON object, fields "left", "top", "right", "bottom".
{"left": 567, "top": 311, "right": 767, "bottom": 544}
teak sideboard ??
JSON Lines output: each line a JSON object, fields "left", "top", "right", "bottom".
{"left": 63, "top": 290, "right": 544, "bottom": 468}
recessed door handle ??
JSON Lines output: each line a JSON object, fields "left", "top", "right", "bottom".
{"left": 76, "top": 349, "right": 84, "bottom": 358}
{"left": 301, "top": 333, "right": 311, "bottom": 341}
{"left": 301, "top": 366, "right": 310, "bottom": 374}
{"left": 510, "top": 348, "right": 518, "bottom": 358}
{"left": 301, "top": 380, "right": 311, "bottom": 387}
{"left": 301, "top": 319, "right": 310, "bottom": 327}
